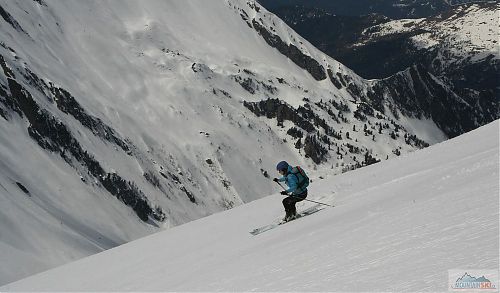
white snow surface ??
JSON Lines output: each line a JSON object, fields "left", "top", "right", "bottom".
{"left": 3, "top": 121, "right": 498, "bottom": 292}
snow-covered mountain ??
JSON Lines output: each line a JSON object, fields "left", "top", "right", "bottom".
{"left": 354, "top": 2, "right": 499, "bottom": 137}
{"left": 263, "top": 1, "right": 499, "bottom": 138}
{"left": 2, "top": 120, "right": 498, "bottom": 291}
{"left": 355, "top": 2, "right": 498, "bottom": 73}
{"left": 0, "top": 0, "right": 488, "bottom": 285}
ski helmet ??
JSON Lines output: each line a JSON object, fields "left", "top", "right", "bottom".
{"left": 276, "top": 161, "right": 289, "bottom": 172}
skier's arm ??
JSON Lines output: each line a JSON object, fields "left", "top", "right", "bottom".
{"left": 277, "top": 176, "right": 286, "bottom": 182}
{"left": 285, "top": 175, "right": 298, "bottom": 193}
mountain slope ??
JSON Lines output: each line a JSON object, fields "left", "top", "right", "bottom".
{"left": 3, "top": 120, "right": 498, "bottom": 291}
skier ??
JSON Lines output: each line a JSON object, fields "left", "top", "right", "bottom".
{"left": 273, "top": 161, "right": 309, "bottom": 222}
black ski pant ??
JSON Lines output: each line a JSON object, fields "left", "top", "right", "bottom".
{"left": 282, "top": 190, "right": 307, "bottom": 216}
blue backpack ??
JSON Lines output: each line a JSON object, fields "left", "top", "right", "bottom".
{"left": 291, "top": 166, "right": 309, "bottom": 189}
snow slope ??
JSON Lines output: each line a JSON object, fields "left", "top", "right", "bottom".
{"left": 3, "top": 121, "right": 498, "bottom": 291}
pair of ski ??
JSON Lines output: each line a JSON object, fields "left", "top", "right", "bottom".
{"left": 249, "top": 204, "right": 326, "bottom": 236}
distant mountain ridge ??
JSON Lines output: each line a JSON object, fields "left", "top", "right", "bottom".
{"left": 259, "top": 1, "right": 499, "bottom": 138}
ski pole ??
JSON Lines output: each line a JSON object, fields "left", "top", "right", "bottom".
{"left": 276, "top": 181, "right": 334, "bottom": 207}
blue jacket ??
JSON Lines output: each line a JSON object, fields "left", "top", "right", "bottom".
{"left": 278, "top": 165, "right": 307, "bottom": 195}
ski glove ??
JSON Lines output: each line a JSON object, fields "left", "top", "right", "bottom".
{"left": 280, "top": 191, "right": 288, "bottom": 195}
{"left": 273, "top": 178, "right": 279, "bottom": 183}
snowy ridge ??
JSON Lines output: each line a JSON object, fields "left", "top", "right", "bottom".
{"left": 2, "top": 120, "right": 498, "bottom": 291}
{"left": 358, "top": 2, "right": 499, "bottom": 65}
